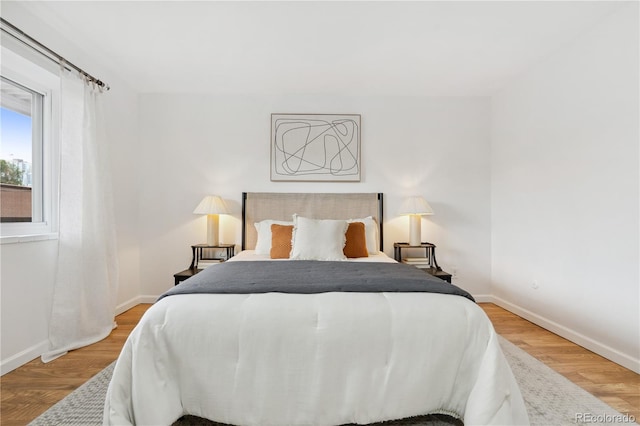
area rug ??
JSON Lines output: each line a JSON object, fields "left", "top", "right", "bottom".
{"left": 28, "top": 337, "right": 635, "bottom": 426}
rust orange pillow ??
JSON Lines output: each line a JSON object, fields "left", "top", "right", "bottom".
{"left": 343, "top": 221, "right": 369, "bottom": 258}
{"left": 270, "top": 224, "right": 293, "bottom": 259}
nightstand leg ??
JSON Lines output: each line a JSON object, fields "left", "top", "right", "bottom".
{"left": 189, "top": 246, "right": 196, "bottom": 269}
{"left": 432, "top": 249, "right": 442, "bottom": 271}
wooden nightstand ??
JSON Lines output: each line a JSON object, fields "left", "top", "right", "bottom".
{"left": 174, "top": 244, "right": 235, "bottom": 286}
{"left": 189, "top": 244, "right": 235, "bottom": 269}
{"left": 174, "top": 268, "right": 202, "bottom": 286}
{"left": 393, "top": 242, "right": 452, "bottom": 283}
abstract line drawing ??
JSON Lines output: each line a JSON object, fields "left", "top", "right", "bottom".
{"left": 271, "top": 114, "right": 361, "bottom": 182}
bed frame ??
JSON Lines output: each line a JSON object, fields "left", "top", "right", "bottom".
{"left": 241, "top": 192, "right": 383, "bottom": 251}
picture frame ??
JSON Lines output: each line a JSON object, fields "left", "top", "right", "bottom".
{"left": 271, "top": 113, "right": 361, "bottom": 182}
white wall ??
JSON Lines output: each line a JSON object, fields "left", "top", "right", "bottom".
{"left": 138, "top": 95, "right": 492, "bottom": 298}
{"left": 491, "top": 4, "right": 639, "bottom": 372}
{"left": 0, "top": 4, "right": 141, "bottom": 373}
{"left": 103, "top": 83, "right": 141, "bottom": 312}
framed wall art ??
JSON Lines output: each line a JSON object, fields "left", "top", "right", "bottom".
{"left": 271, "top": 113, "right": 361, "bottom": 182}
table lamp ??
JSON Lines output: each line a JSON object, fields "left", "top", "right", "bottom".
{"left": 193, "top": 195, "right": 229, "bottom": 245}
{"left": 398, "top": 196, "right": 434, "bottom": 246}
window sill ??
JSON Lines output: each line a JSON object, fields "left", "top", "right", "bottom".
{"left": 0, "top": 233, "right": 58, "bottom": 244}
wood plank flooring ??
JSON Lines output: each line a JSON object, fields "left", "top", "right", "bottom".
{"left": 1, "top": 303, "right": 638, "bottom": 425}
{"left": 0, "top": 304, "right": 151, "bottom": 426}
{"left": 482, "top": 304, "right": 639, "bottom": 420}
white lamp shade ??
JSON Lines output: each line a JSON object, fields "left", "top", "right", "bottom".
{"left": 398, "top": 196, "right": 434, "bottom": 216}
{"left": 193, "top": 195, "right": 230, "bottom": 215}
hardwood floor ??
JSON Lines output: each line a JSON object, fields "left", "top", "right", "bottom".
{"left": 0, "top": 304, "right": 151, "bottom": 426}
{"left": 481, "top": 304, "right": 639, "bottom": 420}
{"left": 1, "top": 303, "right": 638, "bottom": 425}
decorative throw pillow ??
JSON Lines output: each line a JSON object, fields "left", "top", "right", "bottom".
{"left": 270, "top": 224, "right": 293, "bottom": 259}
{"left": 290, "top": 215, "right": 348, "bottom": 261}
{"left": 343, "top": 222, "right": 369, "bottom": 258}
{"left": 254, "top": 220, "right": 293, "bottom": 254}
{"left": 348, "top": 216, "right": 379, "bottom": 254}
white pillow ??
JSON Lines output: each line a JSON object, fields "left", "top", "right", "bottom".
{"left": 348, "top": 216, "right": 379, "bottom": 254}
{"left": 254, "top": 220, "right": 294, "bottom": 254}
{"left": 290, "top": 215, "right": 348, "bottom": 261}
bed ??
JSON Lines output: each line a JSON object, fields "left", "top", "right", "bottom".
{"left": 104, "top": 192, "right": 528, "bottom": 426}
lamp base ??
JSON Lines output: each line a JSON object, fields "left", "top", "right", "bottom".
{"left": 206, "top": 214, "right": 220, "bottom": 246}
{"left": 408, "top": 214, "right": 421, "bottom": 246}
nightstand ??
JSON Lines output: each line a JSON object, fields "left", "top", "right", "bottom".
{"left": 174, "top": 244, "right": 235, "bottom": 286}
{"left": 174, "top": 268, "right": 201, "bottom": 286}
{"left": 393, "top": 242, "right": 452, "bottom": 283}
{"left": 189, "top": 243, "right": 235, "bottom": 269}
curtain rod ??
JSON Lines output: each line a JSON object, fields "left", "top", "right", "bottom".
{"left": 0, "top": 18, "right": 110, "bottom": 91}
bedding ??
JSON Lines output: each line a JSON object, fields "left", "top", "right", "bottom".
{"left": 343, "top": 221, "right": 369, "bottom": 258}
{"left": 290, "top": 216, "right": 348, "bottom": 261}
{"left": 237, "top": 249, "right": 394, "bottom": 263}
{"left": 158, "top": 259, "right": 474, "bottom": 300}
{"left": 269, "top": 224, "right": 293, "bottom": 259}
{"left": 254, "top": 219, "right": 294, "bottom": 254}
{"left": 347, "top": 216, "right": 379, "bottom": 254}
{"left": 267, "top": 218, "right": 370, "bottom": 260}
{"left": 104, "top": 251, "right": 528, "bottom": 426}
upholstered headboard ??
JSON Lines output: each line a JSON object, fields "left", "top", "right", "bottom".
{"left": 242, "top": 192, "right": 383, "bottom": 251}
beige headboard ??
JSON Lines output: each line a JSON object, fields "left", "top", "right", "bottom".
{"left": 242, "top": 192, "right": 383, "bottom": 250}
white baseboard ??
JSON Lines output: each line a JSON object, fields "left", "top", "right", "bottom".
{"left": 138, "top": 295, "right": 159, "bottom": 304}
{"left": 471, "top": 294, "right": 492, "bottom": 303}
{"left": 115, "top": 296, "right": 157, "bottom": 315}
{"left": 2, "top": 298, "right": 157, "bottom": 376}
{"left": 490, "top": 295, "right": 640, "bottom": 374}
{"left": 1, "top": 340, "right": 48, "bottom": 376}
{"left": 115, "top": 296, "right": 142, "bottom": 315}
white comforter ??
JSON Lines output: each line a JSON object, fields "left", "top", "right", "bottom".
{"left": 104, "top": 253, "right": 528, "bottom": 426}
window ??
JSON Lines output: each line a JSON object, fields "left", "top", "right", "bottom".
{"left": 1, "top": 76, "right": 44, "bottom": 223}
{"left": 1, "top": 46, "right": 59, "bottom": 241}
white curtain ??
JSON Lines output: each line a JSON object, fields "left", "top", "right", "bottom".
{"left": 42, "top": 70, "right": 118, "bottom": 363}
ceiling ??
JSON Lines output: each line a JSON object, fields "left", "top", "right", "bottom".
{"left": 8, "top": 1, "right": 629, "bottom": 96}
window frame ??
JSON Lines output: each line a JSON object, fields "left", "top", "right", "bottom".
{"left": 1, "top": 46, "right": 59, "bottom": 243}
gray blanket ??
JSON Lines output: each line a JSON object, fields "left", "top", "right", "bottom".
{"left": 159, "top": 261, "right": 474, "bottom": 302}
